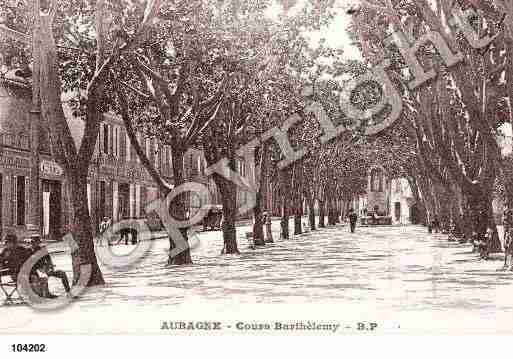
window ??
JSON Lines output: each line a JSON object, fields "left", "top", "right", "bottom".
{"left": 109, "top": 125, "right": 114, "bottom": 155}
{"left": 113, "top": 126, "right": 118, "bottom": 157}
{"left": 98, "top": 181, "right": 106, "bottom": 220}
{"left": 119, "top": 129, "right": 126, "bottom": 161}
{"left": 126, "top": 133, "right": 131, "bottom": 162}
{"left": 395, "top": 180, "right": 402, "bottom": 194}
{"left": 16, "top": 176, "right": 25, "bottom": 225}
{"left": 103, "top": 124, "right": 109, "bottom": 154}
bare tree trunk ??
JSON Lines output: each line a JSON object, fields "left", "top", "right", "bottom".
{"left": 335, "top": 199, "right": 341, "bottom": 224}
{"left": 304, "top": 189, "right": 316, "bottom": 231}
{"left": 253, "top": 189, "right": 265, "bottom": 246}
{"left": 327, "top": 196, "right": 336, "bottom": 226}
{"left": 265, "top": 216, "right": 274, "bottom": 243}
{"left": 466, "top": 185, "right": 502, "bottom": 253}
{"left": 408, "top": 176, "right": 427, "bottom": 225}
{"left": 279, "top": 168, "right": 291, "bottom": 240}
{"left": 37, "top": 15, "right": 105, "bottom": 285}
{"left": 485, "top": 193, "right": 502, "bottom": 253}
{"left": 169, "top": 148, "right": 192, "bottom": 264}
{"left": 253, "top": 146, "right": 268, "bottom": 246}
{"left": 217, "top": 177, "right": 239, "bottom": 254}
{"left": 294, "top": 184, "right": 302, "bottom": 236}
{"left": 318, "top": 197, "right": 326, "bottom": 228}
{"left": 69, "top": 169, "right": 105, "bottom": 286}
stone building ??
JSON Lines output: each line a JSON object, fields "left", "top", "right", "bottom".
{"left": 0, "top": 74, "right": 37, "bottom": 240}
{"left": 389, "top": 178, "right": 415, "bottom": 225}
{"left": 0, "top": 72, "right": 251, "bottom": 241}
{"left": 354, "top": 166, "right": 415, "bottom": 225}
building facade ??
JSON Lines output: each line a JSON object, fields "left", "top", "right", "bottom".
{"left": 354, "top": 166, "right": 415, "bottom": 225}
{"left": 0, "top": 72, "right": 251, "bottom": 241}
{"left": 0, "top": 75, "right": 36, "bottom": 240}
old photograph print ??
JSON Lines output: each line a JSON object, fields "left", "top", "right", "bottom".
{"left": 0, "top": 0, "right": 513, "bottom": 335}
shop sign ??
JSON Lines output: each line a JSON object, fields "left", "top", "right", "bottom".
{"left": 0, "top": 155, "right": 30, "bottom": 169}
{"left": 40, "top": 159, "right": 64, "bottom": 177}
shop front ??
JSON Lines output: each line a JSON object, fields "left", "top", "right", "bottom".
{"left": 39, "top": 159, "right": 66, "bottom": 241}
{"left": 0, "top": 151, "right": 33, "bottom": 240}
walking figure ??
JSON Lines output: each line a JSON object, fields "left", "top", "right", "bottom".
{"left": 98, "top": 217, "right": 111, "bottom": 246}
{"left": 263, "top": 212, "right": 273, "bottom": 243}
{"left": 432, "top": 215, "right": 440, "bottom": 234}
{"left": 348, "top": 208, "right": 358, "bottom": 233}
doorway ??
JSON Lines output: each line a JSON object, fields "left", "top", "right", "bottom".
{"left": 118, "top": 183, "right": 130, "bottom": 219}
{"left": 42, "top": 180, "right": 62, "bottom": 239}
{"left": 410, "top": 204, "right": 419, "bottom": 224}
{"left": 394, "top": 202, "right": 401, "bottom": 223}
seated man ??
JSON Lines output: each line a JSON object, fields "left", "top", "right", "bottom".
{"left": 0, "top": 233, "right": 32, "bottom": 278}
{"left": 0, "top": 233, "right": 47, "bottom": 297}
{"left": 30, "top": 237, "right": 71, "bottom": 297}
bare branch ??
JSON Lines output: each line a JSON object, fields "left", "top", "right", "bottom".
{"left": 123, "top": 0, "right": 163, "bottom": 52}
{"left": 119, "top": 81, "right": 152, "bottom": 100}
{"left": 48, "top": 0, "right": 58, "bottom": 21}
{"left": 116, "top": 86, "right": 172, "bottom": 193}
{"left": 0, "top": 25, "right": 30, "bottom": 43}
{"left": 133, "top": 54, "right": 170, "bottom": 93}
{"left": 358, "top": 0, "right": 393, "bottom": 16}
{"left": 94, "top": 0, "right": 108, "bottom": 70}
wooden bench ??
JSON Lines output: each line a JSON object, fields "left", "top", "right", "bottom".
{"left": 0, "top": 268, "right": 23, "bottom": 305}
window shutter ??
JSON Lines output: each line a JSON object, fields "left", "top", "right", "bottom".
{"left": 113, "top": 126, "right": 117, "bottom": 157}
{"left": 11, "top": 176, "right": 16, "bottom": 225}
{"left": 117, "top": 127, "right": 121, "bottom": 157}
{"left": 25, "top": 177, "right": 29, "bottom": 225}
{"left": 125, "top": 132, "right": 131, "bottom": 162}
{"left": 136, "top": 133, "right": 141, "bottom": 163}
{"left": 109, "top": 125, "right": 114, "bottom": 155}
{"left": 145, "top": 138, "right": 151, "bottom": 160}
{"left": 120, "top": 128, "right": 126, "bottom": 161}
{"left": 99, "top": 125, "right": 104, "bottom": 153}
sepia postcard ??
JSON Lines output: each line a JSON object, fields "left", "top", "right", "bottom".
{"left": 1, "top": 0, "right": 513, "bottom": 353}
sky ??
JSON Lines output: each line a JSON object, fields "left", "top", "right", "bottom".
{"left": 306, "top": 0, "right": 362, "bottom": 60}
{"left": 265, "top": 0, "right": 362, "bottom": 60}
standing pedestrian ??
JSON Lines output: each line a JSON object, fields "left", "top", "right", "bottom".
{"left": 99, "top": 217, "right": 112, "bottom": 246}
{"left": 433, "top": 215, "right": 440, "bottom": 233}
{"left": 348, "top": 208, "right": 358, "bottom": 233}
{"left": 263, "top": 211, "right": 273, "bottom": 243}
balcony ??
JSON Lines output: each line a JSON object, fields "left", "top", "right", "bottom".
{"left": 96, "top": 152, "right": 119, "bottom": 167}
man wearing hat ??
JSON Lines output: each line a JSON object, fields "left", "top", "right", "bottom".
{"left": 0, "top": 233, "right": 33, "bottom": 282}
{"left": 30, "top": 236, "right": 71, "bottom": 297}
